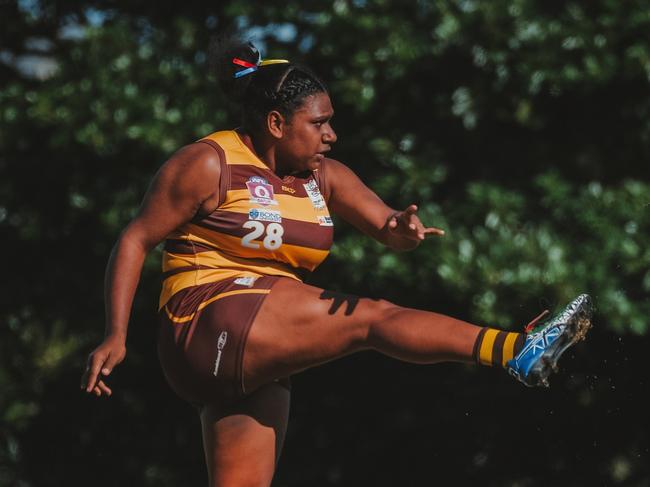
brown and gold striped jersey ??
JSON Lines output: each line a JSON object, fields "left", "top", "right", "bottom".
{"left": 159, "top": 130, "right": 334, "bottom": 308}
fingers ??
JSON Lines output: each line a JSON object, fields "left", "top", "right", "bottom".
{"left": 82, "top": 359, "right": 114, "bottom": 398}
{"left": 83, "top": 352, "right": 106, "bottom": 393}
{"left": 388, "top": 208, "right": 415, "bottom": 231}
{"left": 81, "top": 338, "right": 126, "bottom": 396}
{"left": 404, "top": 204, "right": 418, "bottom": 215}
{"left": 388, "top": 216, "right": 398, "bottom": 230}
{"left": 86, "top": 352, "right": 123, "bottom": 397}
{"left": 81, "top": 355, "right": 113, "bottom": 396}
{"left": 80, "top": 368, "right": 88, "bottom": 389}
{"left": 90, "top": 381, "right": 112, "bottom": 397}
{"left": 423, "top": 227, "right": 445, "bottom": 236}
{"left": 402, "top": 207, "right": 427, "bottom": 240}
{"left": 403, "top": 205, "right": 418, "bottom": 232}
{"left": 96, "top": 380, "right": 113, "bottom": 397}
{"left": 389, "top": 205, "right": 445, "bottom": 240}
{"left": 101, "top": 351, "right": 124, "bottom": 377}
{"left": 82, "top": 348, "right": 121, "bottom": 393}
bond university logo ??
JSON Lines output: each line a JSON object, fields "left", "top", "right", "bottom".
{"left": 303, "top": 179, "right": 326, "bottom": 210}
{"left": 213, "top": 331, "right": 228, "bottom": 377}
{"left": 248, "top": 208, "right": 282, "bottom": 223}
{"left": 246, "top": 176, "right": 278, "bottom": 206}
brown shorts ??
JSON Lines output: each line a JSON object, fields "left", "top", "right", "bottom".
{"left": 157, "top": 275, "right": 290, "bottom": 406}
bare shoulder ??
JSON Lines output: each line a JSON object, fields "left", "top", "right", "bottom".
{"left": 155, "top": 141, "right": 222, "bottom": 200}
{"left": 319, "top": 157, "right": 364, "bottom": 198}
{"left": 163, "top": 142, "right": 222, "bottom": 178}
{"left": 321, "top": 157, "right": 352, "bottom": 174}
{"left": 317, "top": 157, "right": 346, "bottom": 202}
{"left": 321, "top": 155, "right": 354, "bottom": 182}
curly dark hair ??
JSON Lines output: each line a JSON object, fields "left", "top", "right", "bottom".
{"left": 209, "top": 38, "right": 328, "bottom": 132}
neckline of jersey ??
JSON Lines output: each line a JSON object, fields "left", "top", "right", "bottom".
{"left": 233, "top": 130, "right": 275, "bottom": 173}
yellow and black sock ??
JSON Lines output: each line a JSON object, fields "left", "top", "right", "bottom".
{"left": 472, "top": 328, "right": 526, "bottom": 367}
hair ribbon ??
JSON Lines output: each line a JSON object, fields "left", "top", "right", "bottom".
{"left": 232, "top": 56, "right": 289, "bottom": 78}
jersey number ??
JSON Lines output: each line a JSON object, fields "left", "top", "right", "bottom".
{"left": 241, "top": 221, "right": 284, "bottom": 250}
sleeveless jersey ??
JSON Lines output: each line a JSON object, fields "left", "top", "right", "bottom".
{"left": 159, "top": 130, "right": 334, "bottom": 308}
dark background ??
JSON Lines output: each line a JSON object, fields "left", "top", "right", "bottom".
{"left": 1, "top": 1, "right": 648, "bottom": 485}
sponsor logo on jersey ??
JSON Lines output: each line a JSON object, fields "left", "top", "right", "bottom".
{"left": 213, "top": 331, "right": 228, "bottom": 377}
{"left": 233, "top": 276, "right": 258, "bottom": 287}
{"left": 246, "top": 176, "right": 278, "bottom": 206}
{"left": 248, "top": 208, "right": 282, "bottom": 223}
{"left": 317, "top": 215, "right": 333, "bottom": 226}
{"left": 281, "top": 185, "right": 296, "bottom": 194}
{"left": 303, "top": 179, "right": 326, "bottom": 210}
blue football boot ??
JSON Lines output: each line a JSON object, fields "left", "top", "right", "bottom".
{"left": 506, "top": 294, "right": 593, "bottom": 387}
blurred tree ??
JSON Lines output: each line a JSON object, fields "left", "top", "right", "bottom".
{"left": 0, "top": 0, "right": 648, "bottom": 485}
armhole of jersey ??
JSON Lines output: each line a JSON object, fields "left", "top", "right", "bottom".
{"left": 197, "top": 139, "right": 229, "bottom": 207}
{"left": 314, "top": 159, "right": 332, "bottom": 203}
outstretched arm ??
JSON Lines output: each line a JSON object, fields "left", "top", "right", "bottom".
{"left": 80, "top": 143, "right": 222, "bottom": 396}
{"left": 324, "top": 159, "right": 444, "bottom": 251}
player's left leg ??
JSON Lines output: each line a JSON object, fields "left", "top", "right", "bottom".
{"left": 199, "top": 381, "right": 290, "bottom": 487}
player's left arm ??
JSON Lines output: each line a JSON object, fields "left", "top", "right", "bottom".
{"left": 322, "top": 158, "right": 444, "bottom": 251}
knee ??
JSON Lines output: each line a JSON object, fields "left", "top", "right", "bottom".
{"left": 355, "top": 298, "right": 402, "bottom": 346}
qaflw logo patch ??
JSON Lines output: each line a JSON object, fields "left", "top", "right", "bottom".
{"left": 246, "top": 176, "right": 278, "bottom": 206}
{"left": 212, "top": 331, "right": 228, "bottom": 377}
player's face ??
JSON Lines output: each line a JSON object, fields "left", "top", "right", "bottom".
{"left": 277, "top": 92, "right": 337, "bottom": 174}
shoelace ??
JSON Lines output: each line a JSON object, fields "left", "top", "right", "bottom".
{"left": 524, "top": 309, "right": 550, "bottom": 333}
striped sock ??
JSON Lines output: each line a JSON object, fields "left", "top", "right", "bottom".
{"left": 472, "top": 328, "right": 526, "bottom": 367}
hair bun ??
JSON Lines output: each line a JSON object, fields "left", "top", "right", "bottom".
{"left": 210, "top": 38, "right": 261, "bottom": 101}
{"left": 208, "top": 36, "right": 326, "bottom": 133}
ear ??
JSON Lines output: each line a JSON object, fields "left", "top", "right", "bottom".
{"left": 267, "top": 110, "right": 286, "bottom": 139}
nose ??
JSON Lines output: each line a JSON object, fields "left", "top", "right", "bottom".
{"left": 323, "top": 124, "right": 337, "bottom": 144}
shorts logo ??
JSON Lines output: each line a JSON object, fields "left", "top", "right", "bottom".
{"left": 303, "top": 179, "right": 326, "bottom": 210}
{"left": 246, "top": 176, "right": 278, "bottom": 206}
{"left": 233, "top": 276, "right": 257, "bottom": 287}
{"left": 317, "top": 215, "right": 333, "bottom": 226}
{"left": 248, "top": 208, "right": 282, "bottom": 223}
{"left": 213, "top": 331, "right": 228, "bottom": 377}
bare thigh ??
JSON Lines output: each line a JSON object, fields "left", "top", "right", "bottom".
{"left": 200, "top": 381, "right": 290, "bottom": 487}
{"left": 243, "top": 278, "right": 481, "bottom": 392}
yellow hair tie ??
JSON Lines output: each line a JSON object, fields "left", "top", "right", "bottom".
{"left": 259, "top": 59, "right": 290, "bottom": 66}
{"left": 233, "top": 57, "right": 290, "bottom": 78}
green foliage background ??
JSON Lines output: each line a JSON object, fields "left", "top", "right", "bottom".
{"left": 1, "top": 1, "right": 648, "bottom": 485}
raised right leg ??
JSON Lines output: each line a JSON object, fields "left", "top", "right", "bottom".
{"left": 244, "top": 279, "right": 591, "bottom": 391}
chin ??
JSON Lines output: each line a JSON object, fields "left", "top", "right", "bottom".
{"left": 311, "top": 154, "right": 325, "bottom": 167}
